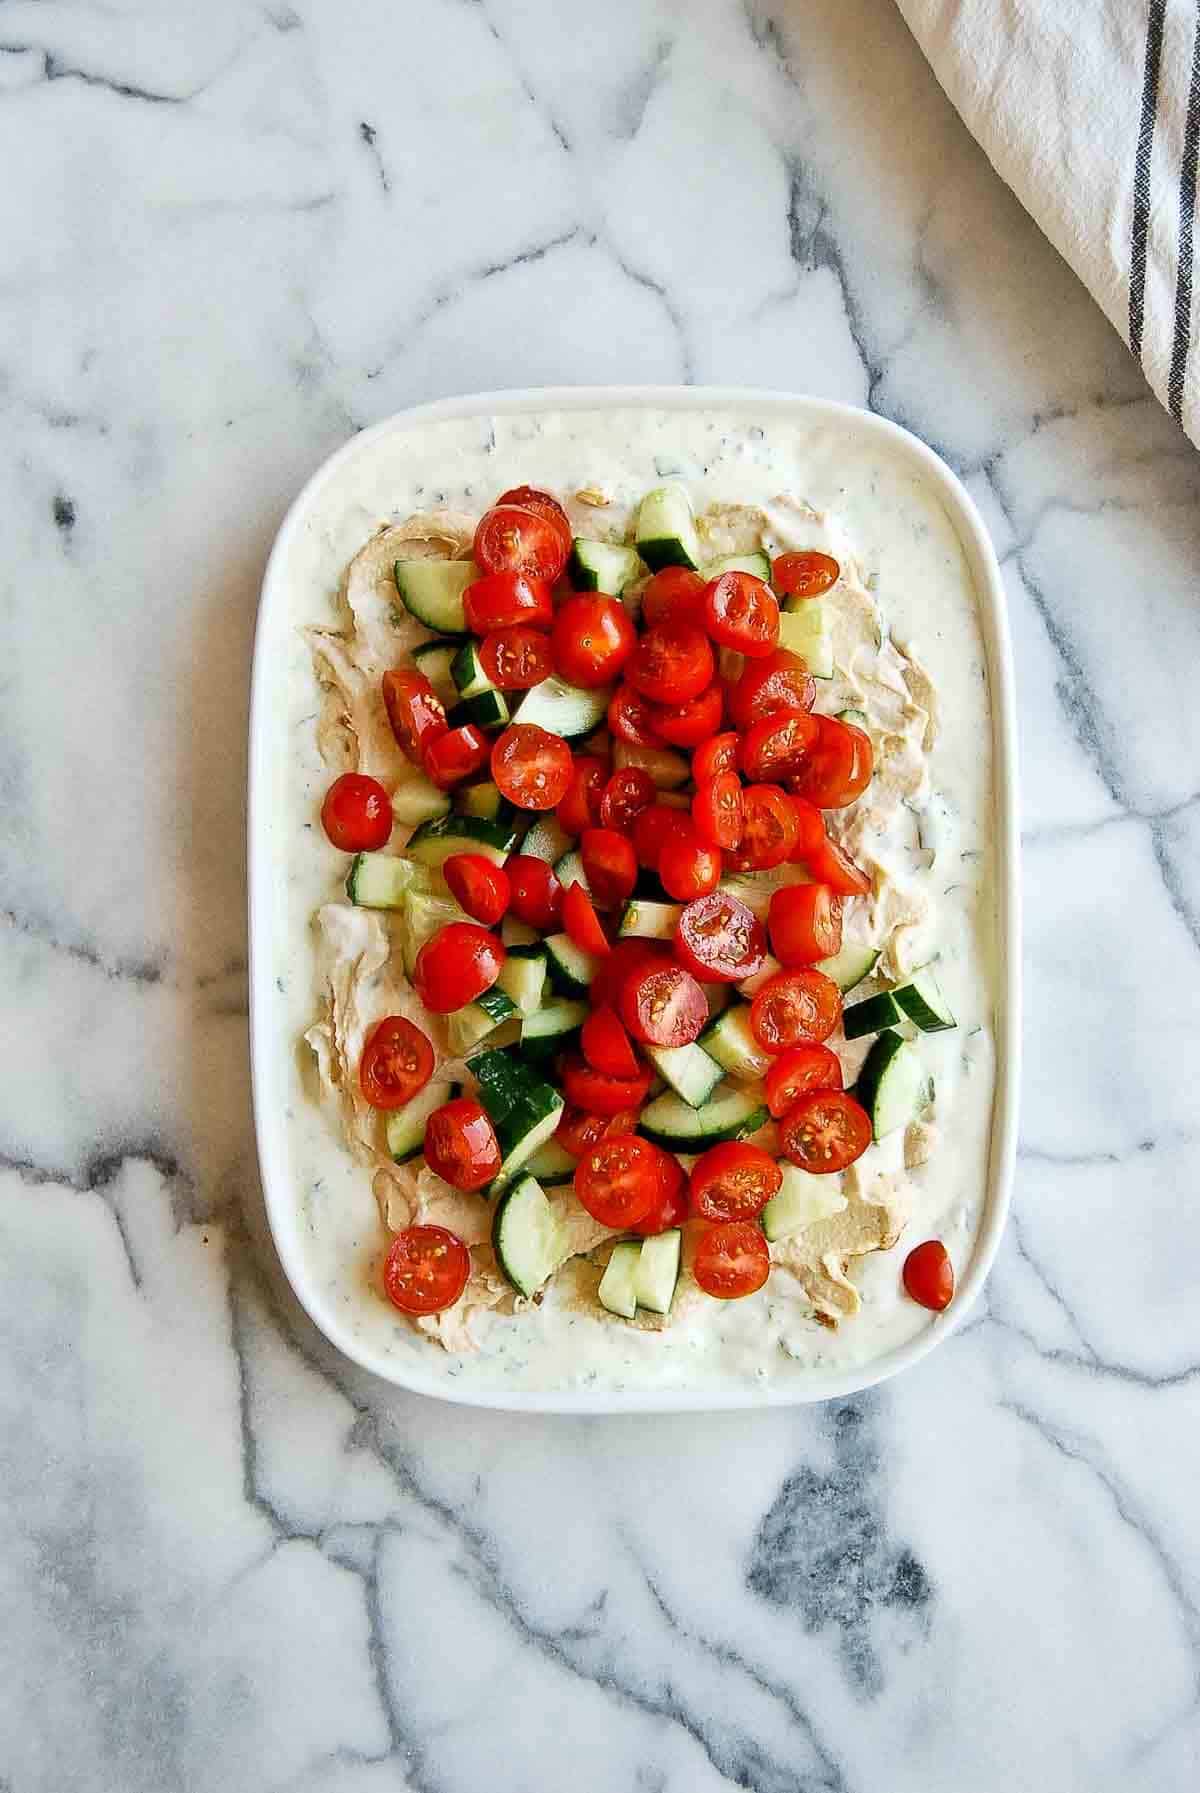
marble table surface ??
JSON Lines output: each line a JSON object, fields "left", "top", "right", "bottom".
{"left": 2, "top": 2, "right": 1198, "bottom": 1789}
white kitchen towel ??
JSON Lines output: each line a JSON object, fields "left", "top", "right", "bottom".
{"left": 896, "top": 0, "right": 1200, "bottom": 445}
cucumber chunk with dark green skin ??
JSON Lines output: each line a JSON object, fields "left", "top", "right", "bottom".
{"left": 842, "top": 990, "right": 903, "bottom": 1040}
{"left": 855, "top": 1030, "right": 925, "bottom": 1139}
{"left": 635, "top": 484, "right": 702, "bottom": 571}
{"left": 492, "top": 1175, "right": 562, "bottom": 1296}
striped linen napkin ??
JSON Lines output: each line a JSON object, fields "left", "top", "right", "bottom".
{"left": 896, "top": 0, "right": 1199, "bottom": 445}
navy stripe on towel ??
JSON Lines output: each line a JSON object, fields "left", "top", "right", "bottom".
{"left": 1167, "top": 1, "right": 1200, "bottom": 420}
{"left": 1130, "top": 0, "right": 1168, "bottom": 360}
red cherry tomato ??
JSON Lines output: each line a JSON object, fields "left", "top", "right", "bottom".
{"left": 658, "top": 827, "right": 722, "bottom": 902}
{"left": 591, "top": 938, "right": 669, "bottom": 1008}
{"left": 320, "top": 773, "right": 393, "bottom": 852}
{"left": 474, "top": 505, "right": 567, "bottom": 583}
{"left": 692, "top": 772, "right": 744, "bottom": 852}
{"left": 726, "top": 649, "right": 816, "bottom": 730}
{"left": 491, "top": 723, "right": 573, "bottom": 811}
{"left": 552, "top": 594, "right": 636, "bottom": 689}
{"left": 772, "top": 550, "right": 840, "bottom": 599}
{"left": 619, "top": 959, "right": 707, "bottom": 1047}
{"left": 359, "top": 1016, "right": 435, "bottom": 1110}
{"left": 563, "top": 881, "right": 610, "bottom": 955}
{"left": 728, "top": 784, "right": 799, "bottom": 870}
{"left": 689, "top": 1142, "right": 782, "bottom": 1223}
{"left": 750, "top": 970, "right": 842, "bottom": 1051}
{"left": 382, "top": 1225, "right": 470, "bottom": 1315}
{"left": 422, "top": 724, "right": 490, "bottom": 789}
{"left": 574, "top": 1134, "right": 661, "bottom": 1228}
{"left": 693, "top": 1220, "right": 770, "bottom": 1299}
{"left": 641, "top": 565, "right": 708, "bottom": 626}
{"left": 767, "top": 882, "right": 842, "bottom": 966}
{"left": 903, "top": 1240, "right": 956, "bottom": 1311}
{"left": 557, "top": 756, "right": 608, "bottom": 835}
{"left": 793, "top": 828, "right": 871, "bottom": 897}
{"left": 787, "top": 794, "right": 831, "bottom": 863}
{"left": 442, "top": 853, "right": 511, "bottom": 926}
{"left": 423, "top": 1097, "right": 502, "bottom": 1191}
{"left": 741, "top": 710, "right": 820, "bottom": 783}
{"left": 780, "top": 1089, "right": 871, "bottom": 1173}
{"left": 562, "top": 1052, "right": 653, "bottom": 1116}
{"left": 506, "top": 854, "right": 563, "bottom": 931}
{"left": 674, "top": 890, "right": 767, "bottom": 984}
{"left": 765, "top": 1043, "right": 843, "bottom": 1117}
{"left": 788, "top": 716, "right": 873, "bottom": 809}
{"left": 580, "top": 1005, "right": 641, "bottom": 1079}
{"left": 702, "top": 570, "right": 780, "bottom": 659}
{"left": 412, "top": 921, "right": 505, "bottom": 1013}
{"left": 495, "top": 486, "right": 572, "bottom": 558}
{"left": 382, "top": 668, "right": 449, "bottom": 761}
{"left": 632, "top": 803, "right": 692, "bottom": 870}
{"left": 632, "top": 1147, "right": 688, "bottom": 1236}
{"left": 692, "top": 732, "right": 741, "bottom": 782}
{"left": 599, "top": 766, "right": 655, "bottom": 831}
{"left": 608, "top": 682, "right": 664, "bottom": 746}
{"left": 649, "top": 683, "right": 724, "bottom": 749}
{"left": 580, "top": 827, "right": 638, "bottom": 909}
{"left": 479, "top": 627, "right": 552, "bottom": 690}
{"left": 463, "top": 569, "right": 554, "bottom": 633}
{"left": 627, "top": 622, "right": 714, "bottom": 705}
{"left": 555, "top": 1103, "right": 642, "bottom": 1157}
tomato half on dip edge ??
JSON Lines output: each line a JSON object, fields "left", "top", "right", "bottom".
{"left": 474, "top": 504, "right": 568, "bottom": 583}
{"left": 423, "top": 1098, "right": 502, "bottom": 1192}
{"left": 320, "top": 772, "right": 393, "bottom": 852}
{"left": 382, "top": 1225, "right": 471, "bottom": 1315}
{"left": 359, "top": 1015, "right": 435, "bottom": 1110}
{"left": 779, "top": 1089, "right": 871, "bottom": 1173}
{"left": 688, "top": 1142, "right": 782, "bottom": 1223}
{"left": 902, "top": 1240, "right": 956, "bottom": 1311}
{"left": 692, "top": 1220, "right": 771, "bottom": 1299}
{"left": 412, "top": 921, "right": 505, "bottom": 1013}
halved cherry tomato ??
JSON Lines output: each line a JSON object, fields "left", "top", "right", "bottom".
{"left": 633, "top": 803, "right": 692, "bottom": 870}
{"left": 693, "top": 772, "right": 744, "bottom": 852}
{"left": 780, "top": 1089, "right": 870, "bottom": 1173}
{"left": 750, "top": 969, "right": 842, "bottom": 1050}
{"left": 903, "top": 1240, "right": 955, "bottom": 1311}
{"left": 693, "top": 1220, "right": 770, "bottom": 1299}
{"left": 787, "top": 715, "right": 873, "bottom": 809}
{"left": 463, "top": 569, "right": 554, "bottom": 634}
{"left": 491, "top": 723, "right": 573, "bottom": 811}
{"left": 649, "top": 682, "right": 724, "bottom": 749}
{"left": 506, "top": 854, "right": 563, "bottom": 931}
{"left": 479, "top": 626, "right": 552, "bottom": 690}
{"left": 599, "top": 766, "right": 655, "bottom": 831}
{"left": 581, "top": 827, "right": 637, "bottom": 908}
{"left": 563, "top": 881, "right": 610, "bottom": 955}
{"left": 608, "top": 682, "right": 664, "bottom": 746}
{"left": 422, "top": 724, "right": 490, "bottom": 789}
{"left": 632, "top": 1147, "right": 688, "bottom": 1236}
{"left": 772, "top": 550, "right": 840, "bottom": 599}
{"left": 592, "top": 938, "right": 668, "bottom": 1008}
{"left": 702, "top": 570, "right": 779, "bottom": 659}
{"left": 383, "top": 1225, "right": 471, "bottom": 1315}
{"left": 443, "top": 853, "right": 511, "bottom": 927}
{"left": 741, "top": 710, "right": 820, "bottom": 783}
{"left": 728, "top": 784, "right": 798, "bottom": 870}
{"left": 562, "top": 1052, "right": 653, "bottom": 1116}
{"left": 795, "top": 828, "right": 872, "bottom": 897}
{"left": 768, "top": 882, "right": 842, "bottom": 965}
{"left": 382, "top": 668, "right": 448, "bottom": 760}
{"left": 674, "top": 890, "right": 766, "bottom": 984}
{"left": 552, "top": 594, "right": 636, "bottom": 689}
{"left": 765, "top": 1043, "right": 843, "bottom": 1117}
{"left": 627, "top": 622, "right": 714, "bottom": 705}
{"left": 689, "top": 1141, "right": 782, "bottom": 1222}
{"left": 581, "top": 1005, "right": 641, "bottom": 1079}
{"left": 423, "top": 1097, "right": 501, "bottom": 1191}
{"left": 474, "top": 505, "right": 568, "bottom": 583}
{"left": 555, "top": 1103, "right": 642, "bottom": 1157}
{"left": 320, "top": 773, "right": 392, "bottom": 852}
{"left": 574, "top": 1134, "right": 660, "bottom": 1228}
{"left": 412, "top": 921, "right": 505, "bottom": 1013}
{"left": 641, "top": 565, "right": 708, "bottom": 626}
{"left": 658, "top": 826, "right": 722, "bottom": 901}
{"left": 726, "top": 648, "right": 816, "bottom": 730}
{"left": 786, "top": 794, "right": 828, "bottom": 863}
{"left": 557, "top": 756, "right": 607, "bottom": 835}
{"left": 692, "top": 732, "right": 741, "bottom": 782}
{"left": 360, "top": 1016, "right": 435, "bottom": 1110}
{"left": 619, "top": 959, "right": 707, "bottom": 1046}
{"left": 495, "top": 485, "right": 572, "bottom": 558}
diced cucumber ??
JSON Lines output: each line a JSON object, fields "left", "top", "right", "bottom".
{"left": 843, "top": 990, "right": 903, "bottom": 1040}
{"left": 345, "top": 852, "right": 418, "bottom": 910}
{"left": 513, "top": 675, "right": 610, "bottom": 741}
{"left": 737, "top": 953, "right": 783, "bottom": 998}
{"left": 394, "top": 559, "right": 476, "bottom": 633}
{"left": 543, "top": 933, "right": 598, "bottom": 997}
{"left": 524, "top": 1139, "right": 578, "bottom": 1186}
{"left": 501, "top": 916, "right": 540, "bottom": 948}
{"left": 611, "top": 741, "right": 691, "bottom": 790}
{"left": 553, "top": 849, "right": 589, "bottom": 893}
{"left": 455, "top": 780, "right": 515, "bottom": 826}
{"left": 618, "top": 899, "right": 682, "bottom": 940}
{"left": 701, "top": 551, "right": 771, "bottom": 582}
{"left": 697, "top": 1004, "right": 772, "bottom": 1080}
{"left": 458, "top": 687, "right": 510, "bottom": 732}
{"left": 391, "top": 774, "right": 451, "bottom": 829}
{"left": 761, "top": 1164, "right": 849, "bottom": 1241}
{"left": 384, "top": 1079, "right": 456, "bottom": 1163}
{"left": 447, "top": 987, "right": 518, "bottom": 1056}
{"left": 598, "top": 1241, "right": 641, "bottom": 1319}
{"left": 778, "top": 600, "right": 833, "bottom": 678}
{"left": 634, "top": 1229, "right": 682, "bottom": 1314}
{"left": 451, "top": 638, "right": 493, "bottom": 700}
{"left": 520, "top": 816, "right": 571, "bottom": 864}
{"left": 471, "top": 1051, "right": 565, "bottom": 1193}
{"left": 816, "top": 941, "right": 879, "bottom": 992}
{"left": 410, "top": 640, "right": 459, "bottom": 707}
{"left": 856, "top": 1030, "right": 925, "bottom": 1139}
{"left": 568, "top": 539, "right": 643, "bottom": 594}
{"left": 497, "top": 949, "right": 547, "bottom": 1015}
{"left": 837, "top": 708, "right": 869, "bottom": 730}
{"left": 522, "top": 999, "right": 588, "bottom": 1041}
{"left": 635, "top": 483, "right": 702, "bottom": 571}
{"left": 639, "top": 1081, "right": 768, "bottom": 1149}
{"left": 400, "top": 881, "right": 470, "bottom": 979}
{"left": 492, "top": 1175, "right": 563, "bottom": 1298}
{"left": 405, "top": 813, "right": 517, "bottom": 870}
{"left": 647, "top": 1042, "right": 724, "bottom": 1108}
{"left": 893, "top": 967, "right": 956, "bottom": 1033}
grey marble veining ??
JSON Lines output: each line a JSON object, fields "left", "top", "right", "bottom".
{"left": 1, "top": 1, "right": 1198, "bottom": 1788}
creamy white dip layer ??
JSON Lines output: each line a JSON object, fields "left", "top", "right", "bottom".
{"left": 263, "top": 405, "right": 997, "bottom": 1396}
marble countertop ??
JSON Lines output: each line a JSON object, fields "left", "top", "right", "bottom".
{"left": 2, "top": 2, "right": 1198, "bottom": 1789}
